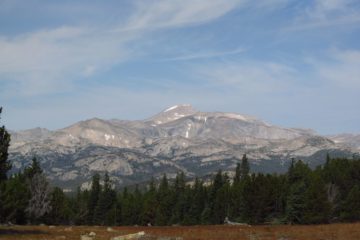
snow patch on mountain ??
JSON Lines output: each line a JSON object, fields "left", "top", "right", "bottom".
{"left": 104, "top": 134, "right": 115, "bottom": 141}
{"left": 185, "top": 123, "right": 192, "bottom": 138}
{"left": 164, "top": 105, "right": 179, "bottom": 112}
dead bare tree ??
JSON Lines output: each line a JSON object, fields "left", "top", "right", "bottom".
{"left": 26, "top": 173, "right": 52, "bottom": 223}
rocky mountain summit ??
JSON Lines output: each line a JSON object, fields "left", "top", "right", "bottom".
{"left": 8, "top": 105, "right": 359, "bottom": 190}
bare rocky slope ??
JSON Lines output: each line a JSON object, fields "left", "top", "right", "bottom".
{"left": 8, "top": 105, "right": 359, "bottom": 190}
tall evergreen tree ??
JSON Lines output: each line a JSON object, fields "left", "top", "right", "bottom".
{"left": 286, "top": 181, "right": 306, "bottom": 224}
{"left": 0, "top": 107, "right": 11, "bottom": 183}
{"left": 213, "top": 180, "right": 230, "bottom": 224}
{"left": 24, "top": 157, "right": 43, "bottom": 179}
{"left": 240, "top": 154, "right": 250, "bottom": 179}
{"left": 142, "top": 177, "right": 157, "bottom": 225}
{"left": 120, "top": 187, "right": 135, "bottom": 225}
{"left": 234, "top": 161, "right": 241, "bottom": 184}
{"left": 326, "top": 153, "right": 331, "bottom": 165}
{"left": 94, "top": 173, "right": 116, "bottom": 225}
{"left": 287, "top": 158, "right": 295, "bottom": 184}
{"left": 87, "top": 173, "right": 101, "bottom": 224}
{"left": 47, "top": 187, "right": 72, "bottom": 225}
{"left": 1, "top": 173, "right": 29, "bottom": 224}
{"left": 132, "top": 185, "right": 143, "bottom": 225}
{"left": 0, "top": 107, "right": 11, "bottom": 224}
{"left": 155, "top": 174, "right": 172, "bottom": 225}
{"left": 171, "top": 172, "right": 186, "bottom": 224}
{"left": 303, "top": 174, "right": 331, "bottom": 224}
{"left": 340, "top": 185, "right": 360, "bottom": 221}
{"left": 73, "top": 187, "right": 89, "bottom": 225}
{"left": 188, "top": 177, "right": 206, "bottom": 224}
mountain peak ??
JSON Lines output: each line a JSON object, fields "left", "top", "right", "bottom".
{"left": 163, "top": 104, "right": 194, "bottom": 112}
{"left": 148, "top": 104, "right": 197, "bottom": 125}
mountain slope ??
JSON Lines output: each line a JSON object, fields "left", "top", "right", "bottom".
{"left": 8, "top": 105, "right": 358, "bottom": 190}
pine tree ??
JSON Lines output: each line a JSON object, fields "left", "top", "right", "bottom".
{"left": 213, "top": 182, "right": 230, "bottom": 224}
{"left": 289, "top": 160, "right": 311, "bottom": 184}
{"left": 87, "top": 173, "right": 101, "bottom": 225}
{"left": 209, "top": 170, "right": 230, "bottom": 224}
{"left": 326, "top": 153, "right": 331, "bottom": 165}
{"left": 0, "top": 107, "right": 11, "bottom": 183}
{"left": 73, "top": 187, "right": 89, "bottom": 225}
{"left": 303, "top": 174, "right": 331, "bottom": 224}
{"left": 209, "top": 170, "right": 223, "bottom": 219}
{"left": 286, "top": 181, "right": 306, "bottom": 224}
{"left": 234, "top": 162, "right": 241, "bottom": 184}
{"left": 24, "top": 157, "right": 43, "bottom": 179}
{"left": 132, "top": 185, "right": 143, "bottom": 225}
{"left": 0, "top": 107, "right": 11, "bottom": 223}
{"left": 340, "top": 185, "right": 360, "bottom": 221}
{"left": 200, "top": 206, "right": 211, "bottom": 225}
{"left": 142, "top": 177, "right": 157, "bottom": 226}
{"left": 155, "top": 174, "right": 172, "bottom": 225}
{"left": 287, "top": 158, "right": 295, "bottom": 184}
{"left": 171, "top": 172, "right": 186, "bottom": 224}
{"left": 188, "top": 177, "right": 206, "bottom": 224}
{"left": 1, "top": 173, "right": 29, "bottom": 224}
{"left": 48, "top": 187, "right": 71, "bottom": 225}
{"left": 94, "top": 173, "right": 116, "bottom": 225}
{"left": 240, "top": 154, "right": 250, "bottom": 179}
{"left": 120, "top": 187, "right": 135, "bottom": 225}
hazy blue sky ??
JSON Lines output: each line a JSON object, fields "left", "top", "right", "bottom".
{"left": 1, "top": 0, "right": 359, "bottom": 134}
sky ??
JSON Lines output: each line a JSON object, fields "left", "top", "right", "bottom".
{"left": 0, "top": 0, "right": 359, "bottom": 134}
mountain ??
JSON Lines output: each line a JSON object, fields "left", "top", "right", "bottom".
{"left": 8, "top": 105, "right": 359, "bottom": 191}
{"left": 328, "top": 134, "right": 360, "bottom": 151}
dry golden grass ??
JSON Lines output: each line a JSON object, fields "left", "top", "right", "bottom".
{"left": 1, "top": 223, "right": 360, "bottom": 240}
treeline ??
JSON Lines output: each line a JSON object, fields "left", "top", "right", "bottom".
{"left": 67, "top": 155, "right": 360, "bottom": 226}
{"left": 2, "top": 155, "right": 360, "bottom": 226}
{"left": 1, "top": 108, "right": 360, "bottom": 226}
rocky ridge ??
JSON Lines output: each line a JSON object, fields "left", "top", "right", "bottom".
{"left": 8, "top": 105, "right": 359, "bottom": 190}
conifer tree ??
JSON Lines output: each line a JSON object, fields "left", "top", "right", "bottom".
{"left": 87, "top": 173, "right": 101, "bottom": 224}
{"left": 132, "top": 185, "right": 143, "bottom": 224}
{"left": 1, "top": 173, "right": 29, "bottom": 224}
{"left": 120, "top": 187, "right": 135, "bottom": 225}
{"left": 303, "top": 174, "right": 330, "bottom": 224}
{"left": 171, "top": 172, "right": 186, "bottom": 224}
{"left": 213, "top": 180, "right": 230, "bottom": 224}
{"left": 287, "top": 158, "right": 296, "bottom": 184}
{"left": 142, "top": 177, "right": 157, "bottom": 225}
{"left": 73, "top": 187, "right": 89, "bottom": 225}
{"left": 340, "top": 185, "right": 360, "bottom": 221}
{"left": 155, "top": 174, "right": 172, "bottom": 225}
{"left": 234, "top": 162, "right": 241, "bottom": 184}
{"left": 0, "top": 107, "right": 11, "bottom": 183}
{"left": 0, "top": 107, "right": 11, "bottom": 223}
{"left": 240, "top": 154, "right": 250, "bottom": 179}
{"left": 326, "top": 153, "right": 331, "bottom": 165}
{"left": 94, "top": 173, "right": 116, "bottom": 225}
{"left": 200, "top": 206, "right": 211, "bottom": 224}
{"left": 286, "top": 181, "right": 306, "bottom": 224}
{"left": 48, "top": 187, "right": 71, "bottom": 225}
{"left": 24, "top": 157, "right": 43, "bottom": 179}
{"left": 188, "top": 177, "right": 206, "bottom": 224}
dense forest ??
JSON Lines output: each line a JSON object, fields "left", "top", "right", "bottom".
{"left": 1, "top": 108, "right": 360, "bottom": 226}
